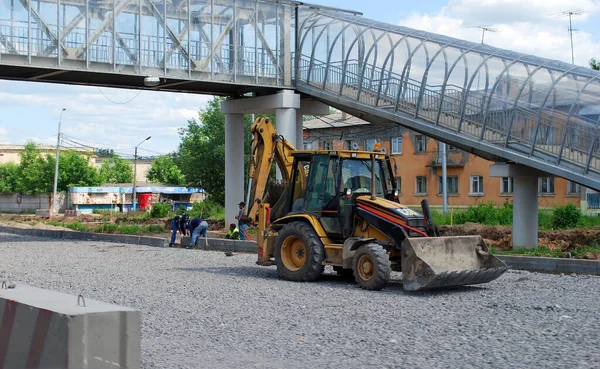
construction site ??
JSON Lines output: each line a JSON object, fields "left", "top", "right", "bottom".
{"left": 1, "top": 0, "right": 600, "bottom": 368}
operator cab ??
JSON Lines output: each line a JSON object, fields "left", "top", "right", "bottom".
{"left": 285, "top": 151, "right": 399, "bottom": 241}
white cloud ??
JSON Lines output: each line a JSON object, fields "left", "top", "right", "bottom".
{"left": 0, "top": 82, "right": 212, "bottom": 155}
{"left": 401, "top": 0, "right": 600, "bottom": 66}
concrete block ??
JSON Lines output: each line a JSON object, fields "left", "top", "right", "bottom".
{"left": 498, "top": 255, "right": 558, "bottom": 271}
{"left": 32, "top": 229, "right": 63, "bottom": 239}
{"left": 138, "top": 236, "right": 167, "bottom": 248}
{"left": 35, "top": 209, "right": 52, "bottom": 217}
{"left": 555, "top": 258, "right": 599, "bottom": 274}
{"left": 0, "top": 284, "right": 140, "bottom": 369}
{"left": 234, "top": 241, "right": 259, "bottom": 253}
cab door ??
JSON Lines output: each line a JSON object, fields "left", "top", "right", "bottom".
{"left": 303, "top": 155, "right": 342, "bottom": 239}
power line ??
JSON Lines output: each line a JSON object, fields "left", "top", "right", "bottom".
{"left": 97, "top": 87, "right": 142, "bottom": 105}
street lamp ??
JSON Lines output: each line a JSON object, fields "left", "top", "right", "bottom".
{"left": 52, "top": 108, "right": 66, "bottom": 214}
{"left": 132, "top": 136, "right": 151, "bottom": 211}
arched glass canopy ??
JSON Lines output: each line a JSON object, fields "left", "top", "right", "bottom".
{"left": 296, "top": 9, "right": 600, "bottom": 182}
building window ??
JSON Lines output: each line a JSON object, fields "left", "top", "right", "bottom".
{"left": 470, "top": 175, "right": 484, "bottom": 195}
{"left": 415, "top": 135, "right": 427, "bottom": 153}
{"left": 364, "top": 139, "right": 377, "bottom": 152}
{"left": 395, "top": 177, "right": 402, "bottom": 193}
{"left": 303, "top": 141, "right": 313, "bottom": 150}
{"left": 438, "top": 176, "right": 458, "bottom": 195}
{"left": 415, "top": 176, "right": 427, "bottom": 194}
{"left": 391, "top": 137, "right": 403, "bottom": 154}
{"left": 568, "top": 181, "right": 581, "bottom": 194}
{"left": 323, "top": 141, "right": 333, "bottom": 150}
{"left": 345, "top": 140, "right": 358, "bottom": 150}
{"left": 539, "top": 177, "right": 555, "bottom": 194}
{"left": 501, "top": 177, "right": 514, "bottom": 194}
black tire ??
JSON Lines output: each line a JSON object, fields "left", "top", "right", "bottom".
{"left": 352, "top": 243, "right": 391, "bottom": 290}
{"left": 274, "top": 221, "right": 325, "bottom": 282}
{"left": 333, "top": 266, "right": 354, "bottom": 280}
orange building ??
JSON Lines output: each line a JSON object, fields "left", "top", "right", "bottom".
{"left": 303, "top": 112, "right": 585, "bottom": 208}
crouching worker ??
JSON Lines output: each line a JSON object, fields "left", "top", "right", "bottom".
{"left": 188, "top": 217, "right": 208, "bottom": 249}
{"left": 225, "top": 223, "right": 240, "bottom": 240}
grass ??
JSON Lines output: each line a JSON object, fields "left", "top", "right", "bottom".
{"left": 49, "top": 220, "right": 165, "bottom": 235}
{"left": 429, "top": 202, "right": 600, "bottom": 230}
{"left": 492, "top": 243, "right": 600, "bottom": 259}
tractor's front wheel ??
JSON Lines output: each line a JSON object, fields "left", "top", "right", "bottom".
{"left": 274, "top": 221, "right": 325, "bottom": 282}
{"left": 352, "top": 243, "right": 391, "bottom": 290}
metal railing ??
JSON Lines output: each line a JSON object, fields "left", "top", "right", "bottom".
{"left": 297, "top": 54, "right": 600, "bottom": 178}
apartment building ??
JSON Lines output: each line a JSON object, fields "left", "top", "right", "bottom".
{"left": 303, "top": 112, "right": 584, "bottom": 208}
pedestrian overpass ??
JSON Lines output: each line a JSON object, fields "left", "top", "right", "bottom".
{"left": 2, "top": 0, "right": 600, "bottom": 247}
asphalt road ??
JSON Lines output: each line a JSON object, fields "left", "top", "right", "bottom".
{"left": 1, "top": 232, "right": 599, "bottom": 369}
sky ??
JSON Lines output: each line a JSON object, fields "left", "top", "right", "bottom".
{"left": 1, "top": 0, "right": 600, "bottom": 157}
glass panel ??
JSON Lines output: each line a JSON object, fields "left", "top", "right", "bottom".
{"left": 341, "top": 158, "right": 384, "bottom": 196}
{"left": 304, "top": 155, "right": 336, "bottom": 215}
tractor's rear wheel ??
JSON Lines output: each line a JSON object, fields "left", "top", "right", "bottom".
{"left": 274, "top": 221, "right": 325, "bottom": 282}
{"left": 352, "top": 243, "right": 391, "bottom": 290}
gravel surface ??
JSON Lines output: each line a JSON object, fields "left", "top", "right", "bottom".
{"left": 1, "top": 232, "right": 599, "bottom": 369}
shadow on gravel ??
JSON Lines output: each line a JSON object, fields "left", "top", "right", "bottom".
{"left": 176, "top": 265, "right": 488, "bottom": 295}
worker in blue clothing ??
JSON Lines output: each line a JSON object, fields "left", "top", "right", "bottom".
{"left": 235, "top": 201, "right": 251, "bottom": 240}
{"left": 188, "top": 217, "right": 208, "bottom": 249}
{"left": 179, "top": 213, "right": 190, "bottom": 236}
{"left": 169, "top": 214, "right": 183, "bottom": 247}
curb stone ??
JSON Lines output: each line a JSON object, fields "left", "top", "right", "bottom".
{"left": 1, "top": 224, "right": 598, "bottom": 275}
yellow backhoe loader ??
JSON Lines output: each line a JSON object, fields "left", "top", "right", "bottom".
{"left": 246, "top": 117, "right": 507, "bottom": 291}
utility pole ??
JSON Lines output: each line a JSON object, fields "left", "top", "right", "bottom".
{"left": 556, "top": 9, "right": 584, "bottom": 64}
{"left": 440, "top": 142, "right": 447, "bottom": 215}
{"left": 132, "top": 136, "right": 151, "bottom": 211}
{"left": 52, "top": 108, "right": 66, "bottom": 214}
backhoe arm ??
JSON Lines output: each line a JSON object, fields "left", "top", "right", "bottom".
{"left": 246, "top": 117, "right": 296, "bottom": 223}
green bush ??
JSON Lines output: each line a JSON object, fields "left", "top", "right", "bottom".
{"left": 117, "top": 225, "right": 142, "bottom": 234}
{"left": 142, "top": 224, "right": 165, "bottom": 233}
{"left": 64, "top": 221, "right": 90, "bottom": 232}
{"left": 150, "top": 202, "right": 171, "bottom": 218}
{"left": 94, "top": 221, "right": 118, "bottom": 233}
{"left": 188, "top": 200, "right": 225, "bottom": 220}
{"left": 552, "top": 203, "right": 581, "bottom": 229}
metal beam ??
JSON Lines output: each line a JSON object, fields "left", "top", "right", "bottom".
{"left": 42, "top": 11, "right": 84, "bottom": 56}
{"left": 199, "top": 17, "right": 233, "bottom": 71}
{"left": 0, "top": 29, "right": 19, "bottom": 54}
{"left": 78, "top": 0, "right": 133, "bottom": 58}
{"left": 143, "top": 0, "right": 196, "bottom": 69}
{"left": 18, "top": 0, "right": 68, "bottom": 56}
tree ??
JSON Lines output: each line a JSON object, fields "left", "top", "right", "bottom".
{"left": 174, "top": 97, "right": 256, "bottom": 204}
{"left": 0, "top": 163, "right": 18, "bottom": 194}
{"left": 51, "top": 150, "right": 102, "bottom": 191}
{"left": 14, "top": 143, "right": 102, "bottom": 194}
{"left": 146, "top": 155, "right": 185, "bottom": 185}
{"left": 15, "top": 142, "right": 49, "bottom": 194}
{"left": 94, "top": 148, "right": 116, "bottom": 158}
{"left": 98, "top": 157, "right": 133, "bottom": 183}
{"left": 590, "top": 58, "right": 600, "bottom": 70}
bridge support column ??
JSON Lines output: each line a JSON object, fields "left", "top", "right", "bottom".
{"left": 512, "top": 176, "right": 539, "bottom": 249}
{"left": 491, "top": 163, "right": 547, "bottom": 250}
{"left": 221, "top": 92, "right": 328, "bottom": 227}
{"left": 224, "top": 113, "right": 245, "bottom": 228}
{"left": 276, "top": 107, "right": 297, "bottom": 148}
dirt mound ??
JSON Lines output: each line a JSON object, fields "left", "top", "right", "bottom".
{"left": 438, "top": 223, "right": 512, "bottom": 240}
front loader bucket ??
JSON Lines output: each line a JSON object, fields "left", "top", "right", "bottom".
{"left": 401, "top": 236, "right": 508, "bottom": 291}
